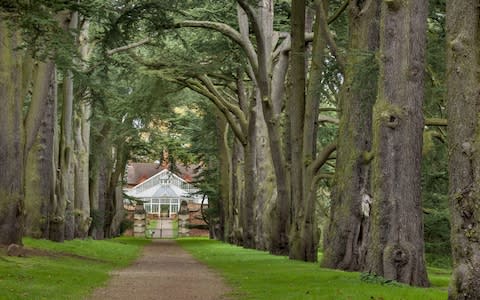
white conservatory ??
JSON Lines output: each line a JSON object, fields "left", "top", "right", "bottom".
{"left": 125, "top": 169, "right": 204, "bottom": 218}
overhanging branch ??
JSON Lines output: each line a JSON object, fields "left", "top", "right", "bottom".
{"left": 327, "top": 0, "right": 349, "bottom": 24}
{"left": 311, "top": 143, "right": 337, "bottom": 175}
{"left": 425, "top": 118, "right": 447, "bottom": 127}
{"left": 176, "top": 20, "right": 258, "bottom": 73}
{"left": 106, "top": 38, "right": 151, "bottom": 56}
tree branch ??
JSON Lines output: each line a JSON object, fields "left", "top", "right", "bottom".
{"left": 311, "top": 143, "right": 337, "bottom": 175}
{"left": 430, "top": 131, "right": 447, "bottom": 144}
{"left": 106, "top": 38, "right": 150, "bottom": 56}
{"left": 176, "top": 20, "right": 258, "bottom": 73}
{"left": 319, "top": 107, "right": 339, "bottom": 112}
{"left": 179, "top": 78, "right": 248, "bottom": 145}
{"left": 327, "top": 0, "right": 349, "bottom": 24}
{"left": 318, "top": 114, "right": 339, "bottom": 124}
{"left": 312, "top": 172, "right": 335, "bottom": 187}
{"left": 236, "top": 0, "right": 270, "bottom": 99}
{"left": 272, "top": 32, "right": 314, "bottom": 59}
{"left": 425, "top": 118, "right": 447, "bottom": 126}
{"left": 197, "top": 75, "right": 248, "bottom": 133}
{"left": 318, "top": 1, "right": 346, "bottom": 74}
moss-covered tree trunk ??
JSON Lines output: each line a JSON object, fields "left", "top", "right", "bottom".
{"left": 239, "top": 0, "right": 291, "bottom": 256}
{"left": 446, "top": 0, "right": 480, "bottom": 298}
{"left": 366, "top": 0, "right": 429, "bottom": 287}
{"left": 288, "top": 0, "right": 332, "bottom": 262}
{"left": 216, "top": 112, "right": 230, "bottom": 241}
{"left": 0, "top": 20, "right": 25, "bottom": 246}
{"left": 254, "top": 97, "right": 276, "bottom": 251}
{"left": 231, "top": 137, "right": 245, "bottom": 245}
{"left": 57, "top": 67, "right": 76, "bottom": 241}
{"left": 287, "top": 0, "right": 309, "bottom": 261}
{"left": 25, "top": 62, "right": 56, "bottom": 238}
{"left": 73, "top": 21, "right": 92, "bottom": 239}
{"left": 89, "top": 122, "right": 111, "bottom": 240}
{"left": 63, "top": 12, "right": 78, "bottom": 241}
{"left": 241, "top": 99, "right": 257, "bottom": 248}
{"left": 322, "top": 0, "right": 380, "bottom": 270}
{"left": 104, "top": 144, "right": 126, "bottom": 238}
{"left": 73, "top": 98, "right": 91, "bottom": 238}
{"left": 236, "top": 6, "right": 260, "bottom": 249}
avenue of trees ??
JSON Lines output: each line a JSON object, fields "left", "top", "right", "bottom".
{"left": 0, "top": 0, "right": 479, "bottom": 298}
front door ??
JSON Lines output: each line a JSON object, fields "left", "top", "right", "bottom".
{"left": 160, "top": 204, "right": 170, "bottom": 218}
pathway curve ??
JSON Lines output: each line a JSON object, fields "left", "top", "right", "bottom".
{"left": 88, "top": 240, "right": 231, "bottom": 300}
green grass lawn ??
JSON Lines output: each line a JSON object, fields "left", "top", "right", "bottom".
{"left": 0, "top": 236, "right": 451, "bottom": 300}
{"left": 0, "top": 237, "right": 150, "bottom": 300}
{"left": 177, "top": 238, "right": 450, "bottom": 300}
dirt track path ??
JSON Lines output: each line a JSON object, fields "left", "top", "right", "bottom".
{"left": 88, "top": 240, "right": 231, "bottom": 300}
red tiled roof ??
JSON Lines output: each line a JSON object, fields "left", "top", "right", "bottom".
{"left": 126, "top": 162, "right": 202, "bottom": 186}
{"left": 127, "top": 163, "right": 163, "bottom": 186}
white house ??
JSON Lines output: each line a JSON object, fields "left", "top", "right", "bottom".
{"left": 125, "top": 168, "right": 206, "bottom": 218}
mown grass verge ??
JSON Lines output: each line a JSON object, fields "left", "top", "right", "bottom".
{"left": 0, "top": 237, "right": 150, "bottom": 300}
{"left": 177, "top": 238, "right": 450, "bottom": 300}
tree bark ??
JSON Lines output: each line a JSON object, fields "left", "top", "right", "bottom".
{"left": 89, "top": 122, "right": 111, "bottom": 240}
{"left": 254, "top": 94, "right": 276, "bottom": 251}
{"left": 238, "top": 0, "right": 291, "bottom": 256}
{"left": 73, "top": 101, "right": 91, "bottom": 238}
{"left": 105, "top": 144, "right": 126, "bottom": 238}
{"left": 0, "top": 20, "right": 25, "bottom": 245}
{"left": 216, "top": 112, "right": 230, "bottom": 242}
{"left": 24, "top": 63, "right": 56, "bottom": 239}
{"left": 446, "top": 1, "right": 480, "bottom": 298}
{"left": 241, "top": 92, "right": 257, "bottom": 248}
{"left": 231, "top": 138, "right": 245, "bottom": 245}
{"left": 64, "top": 12, "right": 79, "bottom": 241}
{"left": 57, "top": 67, "right": 76, "bottom": 241}
{"left": 366, "top": 0, "right": 429, "bottom": 287}
{"left": 322, "top": 0, "right": 380, "bottom": 270}
{"left": 287, "top": 0, "right": 309, "bottom": 261}
{"left": 73, "top": 20, "right": 92, "bottom": 238}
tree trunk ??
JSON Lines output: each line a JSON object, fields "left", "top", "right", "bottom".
{"left": 216, "top": 112, "right": 230, "bottom": 242}
{"left": 366, "top": 0, "right": 429, "bottom": 287}
{"left": 60, "top": 12, "right": 78, "bottom": 241}
{"left": 231, "top": 137, "right": 245, "bottom": 245}
{"left": 73, "top": 20, "right": 92, "bottom": 239}
{"left": 89, "top": 122, "right": 111, "bottom": 240}
{"left": 73, "top": 101, "right": 91, "bottom": 238}
{"left": 241, "top": 94, "right": 257, "bottom": 248}
{"left": 322, "top": 0, "right": 380, "bottom": 270}
{"left": 25, "top": 63, "right": 56, "bottom": 238}
{"left": 48, "top": 69, "right": 64, "bottom": 242}
{"left": 57, "top": 68, "right": 76, "bottom": 241}
{"left": 0, "top": 21, "right": 25, "bottom": 245}
{"left": 254, "top": 96, "right": 276, "bottom": 251}
{"left": 446, "top": 1, "right": 480, "bottom": 298}
{"left": 248, "top": 0, "right": 291, "bottom": 256}
{"left": 105, "top": 144, "right": 126, "bottom": 238}
{"left": 287, "top": 0, "right": 309, "bottom": 261}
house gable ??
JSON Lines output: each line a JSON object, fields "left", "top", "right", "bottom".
{"left": 129, "top": 169, "right": 197, "bottom": 196}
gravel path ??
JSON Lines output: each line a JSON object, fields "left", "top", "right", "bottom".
{"left": 88, "top": 240, "right": 231, "bottom": 300}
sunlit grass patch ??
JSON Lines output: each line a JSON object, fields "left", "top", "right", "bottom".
{"left": 0, "top": 237, "right": 150, "bottom": 299}
{"left": 178, "top": 238, "right": 449, "bottom": 300}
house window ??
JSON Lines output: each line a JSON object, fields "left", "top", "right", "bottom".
{"left": 144, "top": 203, "right": 152, "bottom": 213}
{"left": 151, "top": 203, "right": 159, "bottom": 213}
{"left": 170, "top": 204, "right": 178, "bottom": 214}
